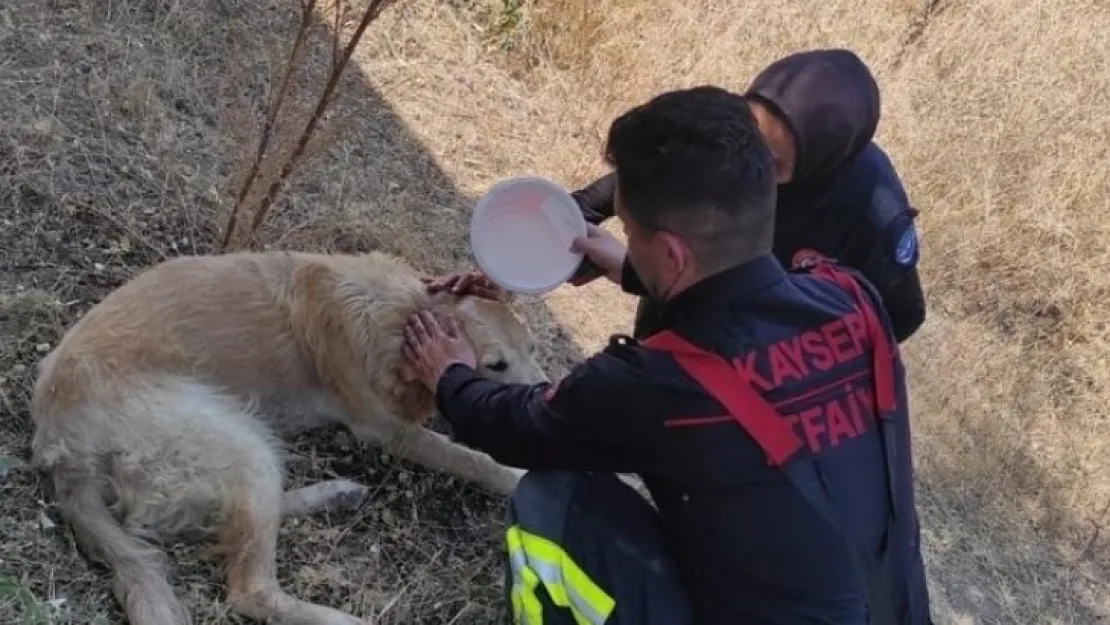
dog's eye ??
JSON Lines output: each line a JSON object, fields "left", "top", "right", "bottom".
{"left": 485, "top": 360, "right": 509, "bottom": 373}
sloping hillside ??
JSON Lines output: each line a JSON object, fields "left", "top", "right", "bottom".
{"left": 1, "top": 0, "right": 1107, "bottom": 623}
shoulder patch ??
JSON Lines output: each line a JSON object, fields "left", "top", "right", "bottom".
{"left": 893, "top": 225, "right": 918, "bottom": 267}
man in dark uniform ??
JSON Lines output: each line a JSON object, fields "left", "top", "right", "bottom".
{"left": 404, "top": 85, "right": 934, "bottom": 624}
{"left": 569, "top": 48, "right": 927, "bottom": 343}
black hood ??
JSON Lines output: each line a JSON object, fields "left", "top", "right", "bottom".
{"left": 745, "top": 48, "right": 881, "bottom": 186}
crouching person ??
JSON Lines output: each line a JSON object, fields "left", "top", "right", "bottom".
{"left": 404, "top": 86, "right": 934, "bottom": 625}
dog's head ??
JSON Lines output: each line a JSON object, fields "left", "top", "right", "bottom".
{"left": 399, "top": 288, "right": 550, "bottom": 390}
{"left": 395, "top": 289, "right": 550, "bottom": 421}
{"left": 427, "top": 291, "right": 550, "bottom": 386}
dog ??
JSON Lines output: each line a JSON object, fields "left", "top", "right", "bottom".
{"left": 29, "top": 249, "right": 549, "bottom": 625}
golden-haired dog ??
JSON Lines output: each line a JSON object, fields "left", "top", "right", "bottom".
{"left": 30, "top": 249, "right": 549, "bottom": 625}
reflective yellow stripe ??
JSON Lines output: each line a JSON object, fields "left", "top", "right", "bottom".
{"left": 505, "top": 524, "right": 616, "bottom": 625}
{"left": 508, "top": 547, "right": 544, "bottom": 625}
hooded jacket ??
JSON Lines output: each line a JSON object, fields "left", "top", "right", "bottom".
{"left": 571, "top": 49, "right": 926, "bottom": 344}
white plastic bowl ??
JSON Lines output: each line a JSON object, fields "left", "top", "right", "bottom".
{"left": 469, "top": 176, "right": 587, "bottom": 295}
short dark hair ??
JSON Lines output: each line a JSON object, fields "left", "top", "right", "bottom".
{"left": 603, "top": 85, "right": 776, "bottom": 270}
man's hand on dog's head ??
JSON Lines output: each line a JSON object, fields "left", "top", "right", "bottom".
{"left": 401, "top": 310, "right": 478, "bottom": 391}
{"left": 422, "top": 270, "right": 504, "bottom": 301}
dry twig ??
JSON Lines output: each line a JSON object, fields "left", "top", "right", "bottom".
{"left": 220, "top": 0, "right": 395, "bottom": 252}
{"left": 219, "top": 0, "right": 318, "bottom": 252}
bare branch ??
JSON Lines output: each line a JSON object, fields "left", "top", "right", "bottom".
{"left": 219, "top": 0, "right": 318, "bottom": 252}
{"left": 240, "top": 0, "right": 394, "bottom": 248}
{"left": 331, "top": 0, "right": 347, "bottom": 71}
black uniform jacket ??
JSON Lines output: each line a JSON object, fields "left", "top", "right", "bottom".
{"left": 434, "top": 254, "right": 933, "bottom": 625}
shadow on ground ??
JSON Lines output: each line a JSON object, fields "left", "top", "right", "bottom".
{"left": 906, "top": 320, "right": 1110, "bottom": 625}
{"left": 0, "top": 0, "right": 583, "bottom": 623}
{"left": 919, "top": 434, "right": 1110, "bottom": 625}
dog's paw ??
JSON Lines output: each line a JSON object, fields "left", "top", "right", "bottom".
{"left": 283, "top": 479, "right": 371, "bottom": 517}
{"left": 324, "top": 480, "right": 371, "bottom": 513}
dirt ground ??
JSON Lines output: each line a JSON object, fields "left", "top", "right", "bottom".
{"left": 1, "top": 0, "right": 1109, "bottom": 624}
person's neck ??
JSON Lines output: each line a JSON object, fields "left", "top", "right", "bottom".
{"left": 651, "top": 252, "right": 785, "bottom": 331}
{"left": 660, "top": 252, "right": 764, "bottom": 301}
{"left": 658, "top": 272, "right": 704, "bottom": 302}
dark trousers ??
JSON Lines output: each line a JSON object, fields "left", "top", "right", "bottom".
{"left": 502, "top": 471, "right": 693, "bottom": 625}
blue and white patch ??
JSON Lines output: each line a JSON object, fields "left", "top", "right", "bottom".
{"left": 893, "top": 226, "right": 918, "bottom": 267}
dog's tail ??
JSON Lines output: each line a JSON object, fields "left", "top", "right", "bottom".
{"left": 55, "top": 471, "right": 190, "bottom": 625}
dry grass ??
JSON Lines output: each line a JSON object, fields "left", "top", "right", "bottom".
{"left": 0, "top": 0, "right": 1107, "bottom": 623}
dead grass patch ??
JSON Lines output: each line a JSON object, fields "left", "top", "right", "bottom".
{"left": 1, "top": 0, "right": 1108, "bottom": 623}
{"left": 465, "top": 0, "right": 1110, "bottom": 622}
